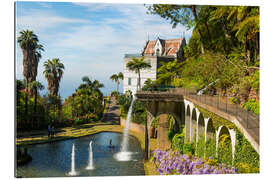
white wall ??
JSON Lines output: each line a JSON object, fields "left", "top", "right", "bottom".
{"left": 123, "top": 56, "right": 157, "bottom": 95}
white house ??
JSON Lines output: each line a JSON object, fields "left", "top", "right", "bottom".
{"left": 123, "top": 37, "right": 186, "bottom": 95}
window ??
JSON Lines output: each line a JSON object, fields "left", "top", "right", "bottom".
{"left": 156, "top": 49, "right": 160, "bottom": 56}
{"left": 128, "top": 78, "right": 131, "bottom": 85}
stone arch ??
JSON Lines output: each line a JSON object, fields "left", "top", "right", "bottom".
{"left": 190, "top": 108, "right": 197, "bottom": 142}
{"left": 205, "top": 118, "right": 215, "bottom": 142}
{"left": 216, "top": 126, "right": 235, "bottom": 164}
{"left": 197, "top": 113, "right": 205, "bottom": 143}
{"left": 203, "top": 118, "right": 216, "bottom": 158}
{"left": 155, "top": 113, "right": 179, "bottom": 150}
{"left": 185, "top": 104, "right": 191, "bottom": 142}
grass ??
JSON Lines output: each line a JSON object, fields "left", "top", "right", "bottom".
{"left": 16, "top": 123, "right": 123, "bottom": 146}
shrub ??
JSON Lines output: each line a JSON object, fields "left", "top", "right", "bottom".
{"left": 151, "top": 149, "right": 236, "bottom": 175}
{"left": 172, "top": 133, "right": 185, "bottom": 152}
{"left": 230, "top": 97, "right": 240, "bottom": 104}
{"left": 205, "top": 138, "right": 216, "bottom": 158}
{"left": 217, "top": 134, "right": 232, "bottom": 165}
{"left": 131, "top": 100, "right": 147, "bottom": 124}
{"left": 241, "top": 99, "right": 259, "bottom": 115}
{"left": 195, "top": 135, "right": 205, "bottom": 157}
{"left": 183, "top": 142, "right": 195, "bottom": 155}
{"left": 234, "top": 131, "right": 260, "bottom": 173}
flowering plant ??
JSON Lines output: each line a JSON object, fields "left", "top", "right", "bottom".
{"left": 151, "top": 149, "right": 236, "bottom": 175}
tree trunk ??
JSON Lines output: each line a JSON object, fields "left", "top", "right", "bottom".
{"left": 138, "top": 70, "right": 141, "bottom": 91}
{"left": 117, "top": 81, "right": 119, "bottom": 93}
{"left": 190, "top": 5, "right": 205, "bottom": 54}
{"left": 57, "top": 98, "right": 62, "bottom": 124}
{"left": 24, "top": 80, "right": 29, "bottom": 128}
{"left": 33, "top": 88, "right": 37, "bottom": 129}
{"left": 204, "top": 21, "right": 211, "bottom": 42}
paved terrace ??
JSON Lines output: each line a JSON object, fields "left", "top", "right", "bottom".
{"left": 136, "top": 88, "right": 260, "bottom": 154}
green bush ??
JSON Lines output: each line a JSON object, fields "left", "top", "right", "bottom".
{"left": 241, "top": 99, "right": 259, "bottom": 115}
{"left": 251, "top": 70, "right": 259, "bottom": 92}
{"left": 195, "top": 135, "right": 205, "bottom": 158}
{"left": 230, "top": 97, "right": 240, "bottom": 104}
{"left": 117, "top": 94, "right": 132, "bottom": 117}
{"left": 183, "top": 142, "right": 195, "bottom": 155}
{"left": 217, "top": 134, "right": 232, "bottom": 165}
{"left": 172, "top": 133, "right": 185, "bottom": 151}
{"left": 234, "top": 131, "right": 260, "bottom": 173}
{"left": 74, "top": 118, "right": 83, "bottom": 125}
{"left": 131, "top": 100, "right": 147, "bottom": 124}
{"left": 205, "top": 137, "right": 216, "bottom": 159}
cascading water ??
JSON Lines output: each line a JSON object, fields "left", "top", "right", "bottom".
{"left": 68, "top": 143, "right": 77, "bottom": 176}
{"left": 115, "top": 96, "right": 136, "bottom": 161}
{"left": 86, "top": 141, "right": 94, "bottom": 170}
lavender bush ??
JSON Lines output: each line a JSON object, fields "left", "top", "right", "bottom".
{"left": 151, "top": 149, "right": 237, "bottom": 175}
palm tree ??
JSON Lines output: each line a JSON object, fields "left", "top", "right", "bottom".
{"left": 80, "top": 76, "right": 104, "bottom": 101}
{"left": 74, "top": 76, "right": 104, "bottom": 117}
{"left": 30, "top": 44, "right": 44, "bottom": 83}
{"left": 29, "top": 81, "right": 44, "bottom": 128}
{"left": 110, "top": 72, "right": 123, "bottom": 93}
{"left": 126, "top": 57, "right": 151, "bottom": 91}
{"left": 43, "top": 58, "right": 65, "bottom": 96}
{"left": 43, "top": 58, "right": 65, "bottom": 123}
{"left": 17, "top": 30, "right": 40, "bottom": 125}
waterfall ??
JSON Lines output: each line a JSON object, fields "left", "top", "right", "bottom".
{"left": 68, "top": 143, "right": 77, "bottom": 176}
{"left": 86, "top": 141, "right": 94, "bottom": 170}
{"left": 115, "top": 96, "right": 136, "bottom": 161}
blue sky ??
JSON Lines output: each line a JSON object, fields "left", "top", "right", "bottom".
{"left": 15, "top": 1, "right": 192, "bottom": 99}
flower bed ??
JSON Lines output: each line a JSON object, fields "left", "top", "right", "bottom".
{"left": 151, "top": 149, "right": 236, "bottom": 175}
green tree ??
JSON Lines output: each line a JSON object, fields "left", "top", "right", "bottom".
{"left": 126, "top": 57, "right": 151, "bottom": 91}
{"left": 146, "top": 5, "right": 205, "bottom": 54}
{"left": 17, "top": 30, "right": 43, "bottom": 125}
{"left": 43, "top": 58, "right": 65, "bottom": 96}
{"left": 29, "top": 81, "right": 44, "bottom": 128}
{"left": 80, "top": 76, "right": 104, "bottom": 100}
{"left": 43, "top": 58, "right": 65, "bottom": 123}
{"left": 157, "top": 59, "right": 183, "bottom": 86}
{"left": 63, "top": 77, "right": 104, "bottom": 122}
{"left": 110, "top": 72, "right": 124, "bottom": 93}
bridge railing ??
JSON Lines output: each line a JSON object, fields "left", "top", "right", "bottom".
{"left": 169, "top": 88, "right": 259, "bottom": 129}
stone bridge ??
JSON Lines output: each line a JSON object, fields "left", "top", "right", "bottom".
{"left": 135, "top": 90, "right": 259, "bottom": 160}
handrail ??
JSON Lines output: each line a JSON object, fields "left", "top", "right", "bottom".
{"left": 137, "top": 87, "right": 259, "bottom": 129}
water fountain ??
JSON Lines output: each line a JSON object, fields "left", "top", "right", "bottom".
{"left": 115, "top": 97, "right": 136, "bottom": 161}
{"left": 68, "top": 143, "right": 77, "bottom": 176}
{"left": 86, "top": 141, "right": 94, "bottom": 170}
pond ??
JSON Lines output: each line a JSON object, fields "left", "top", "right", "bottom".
{"left": 16, "top": 132, "right": 145, "bottom": 177}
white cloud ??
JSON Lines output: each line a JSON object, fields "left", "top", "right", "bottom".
{"left": 16, "top": 2, "right": 192, "bottom": 98}
{"left": 16, "top": 10, "right": 89, "bottom": 32}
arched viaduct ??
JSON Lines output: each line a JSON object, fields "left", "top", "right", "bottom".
{"left": 135, "top": 91, "right": 257, "bottom": 161}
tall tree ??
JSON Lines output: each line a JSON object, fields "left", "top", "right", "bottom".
{"left": 157, "top": 59, "right": 183, "bottom": 86}
{"left": 30, "top": 44, "right": 44, "bottom": 82}
{"left": 43, "top": 58, "right": 65, "bottom": 96}
{"left": 126, "top": 57, "right": 151, "bottom": 91}
{"left": 43, "top": 58, "right": 65, "bottom": 123}
{"left": 80, "top": 76, "right": 104, "bottom": 99}
{"left": 29, "top": 81, "right": 44, "bottom": 128}
{"left": 146, "top": 5, "right": 205, "bottom": 54}
{"left": 110, "top": 72, "right": 124, "bottom": 93}
{"left": 17, "top": 30, "right": 40, "bottom": 125}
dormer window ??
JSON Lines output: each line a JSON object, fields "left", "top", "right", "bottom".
{"left": 156, "top": 48, "right": 160, "bottom": 56}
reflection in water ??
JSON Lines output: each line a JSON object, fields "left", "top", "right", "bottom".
{"left": 16, "top": 132, "right": 145, "bottom": 177}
